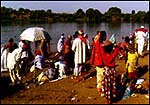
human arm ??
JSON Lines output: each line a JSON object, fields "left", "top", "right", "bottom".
{"left": 71, "top": 40, "right": 76, "bottom": 52}
{"left": 102, "top": 43, "right": 121, "bottom": 66}
{"left": 94, "top": 34, "right": 100, "bottom": 43}
{"left": 86, "top": 39, "right": 91, "bottom": 49}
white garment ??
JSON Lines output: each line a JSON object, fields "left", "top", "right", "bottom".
{"left": 135, "top": 30, "right": 147, "bottom": 55}
{"left": 72, "top": 37, "right": 87, "bottom": 77}
{"left": 57, "top": 38, "right": 64, "bottom": 52}
{"left": 18, "top": 41, "right": 28, "bottom": 59}
{"left": 1, "top": 47, "right": 9, "bottom": 72}
{"left": 37, "top": 67, "right": 56, "bottom": 82}
{"left": 7, "top": 47, "right": 23, "bottom": 83}
{"left": 72, "top": 38, "right": 86, "bottom": 64}
{"left": 34, "top": 55, "right": 44, "bottom": 69}
{"left": 45, "top": 67, "right": 56, "bottom": 79}
{"left": 7, "top": 47, "right": 22, "bottom": 70}
{"left": 86, "top": 39, "right": 91, "bottom": 50}
{"left": 147, "top": 32, "right": 149, "bottom": 50}
{"left": 1, "top": 46, "right": 4, "bottom": 54}
{"left": 18, "top": 41, "right": 24, "bottom": 48}
{"left": 55, "top": 61, "right": 66, "bottom": 77}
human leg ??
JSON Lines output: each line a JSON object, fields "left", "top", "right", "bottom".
{"left": 9, "top": 68, "right": 17, "bottom": 85}
{"left": 81, "top": 63, "right": 86, "bottom": 80}
{"left": 103, "top": 67, "right": 116, "bottom": 104}
{"left": 78, "top": 64, "right": 83, "bottom": 76}
{"left": 37, "top": 72, "right": 45, "bottom": 82}
{"left": 15, "top": 62, "right": 22, "bottom": 82}
{"left": 96, "top": 66, "right": 104, "bottom": 94}
{"left": 138, "top": 43, "right": 144, "bottom": 56}
{"left": 73, "top": 63, "right": 80, "bottom": 82}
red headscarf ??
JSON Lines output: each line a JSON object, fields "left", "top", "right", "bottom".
{"left": 78, "top": 29, "right": 86, "bottom": 43}
{"left": 22, "top": 44, "right": 27, "bottom": 50}
{"left": 35, "top": 49, "right": 41, "bottom": 55}
{"left": 135, "top": 28, "right": 147, "bottom": 33}
{"left": 78, "top": 35, "right": 86, "bottom": 43}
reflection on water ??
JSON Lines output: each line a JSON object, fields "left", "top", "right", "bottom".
{"left": 1, "top": 22, "right": 149, "bottom": 52}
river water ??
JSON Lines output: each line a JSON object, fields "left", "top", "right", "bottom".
{"left": 1, "top": 22, "right": 149, "bottom": 52}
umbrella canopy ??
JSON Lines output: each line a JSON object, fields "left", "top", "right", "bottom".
{"left": 20, "top": 27, "right": 52, "bottom": 42}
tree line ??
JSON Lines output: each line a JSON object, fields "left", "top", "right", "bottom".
{"left": 1, "top": 6, "right": 149, "bottom": 25}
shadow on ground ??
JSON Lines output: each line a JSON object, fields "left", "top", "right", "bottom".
{"left": 113, "top": 64, "right": 149, "bottom": 103}
{"left": 0, "top": 73, "right": 25, "bottom": 100}
{"left": 84, "top": 64, "right": 149, "bottom": 103}
{"left": 137, "top": 65, "right": 149, "bottom": 78}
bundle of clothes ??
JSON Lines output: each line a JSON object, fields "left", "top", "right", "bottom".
{"left": 121, "top": 77, "right": 149, "bottom": 100}
{"left": 30, "top": 50, "right": 69, "bottom": 86}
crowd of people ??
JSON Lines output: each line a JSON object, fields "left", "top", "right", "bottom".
{"left": 1, "top": 25, "right": 149, "bottom": 104}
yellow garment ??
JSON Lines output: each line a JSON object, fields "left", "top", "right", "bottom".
{"left": 135, "top": 84, "right": 142, "bottom": 89}
{"left": 126, "top": 52, "right": 138, "bottom": 72}
{"left": 96, "top": 66, "right": 105, "bottom": 92}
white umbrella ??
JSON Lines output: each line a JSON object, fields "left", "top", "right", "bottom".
{"left": 20, "top": 27, "right": 52, "bottom": 42}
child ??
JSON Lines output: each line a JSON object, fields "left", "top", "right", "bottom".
{"left": 54, "top": 56, "right": 67, "bottom": 79}
{"left": 30, "top": 49, "right": 44, "bottom": 71}
{"left": 34, "top": 49, "right": 44, "bottom": 69}
{"left": 35, "top": 62, "right": 57, "bottom": 85}
{"left": 126, "top": 44, "right": 138, "bottom": 81}
{"left": 30, "top": 49, "right": 44, "bottom": 82}
{"left": 120, "top": 36, "right": 130, "bottom": 63}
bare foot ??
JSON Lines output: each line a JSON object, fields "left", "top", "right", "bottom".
{"left": 107, "top": 100, "right": 111, "bottom": 104}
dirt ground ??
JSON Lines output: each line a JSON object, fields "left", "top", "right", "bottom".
{"left": 0, "top": 51, "right": 149, "bottom": 104}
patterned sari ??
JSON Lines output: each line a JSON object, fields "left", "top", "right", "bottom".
{"left": 101, "top": 66, "right": 117, "bottom": 101}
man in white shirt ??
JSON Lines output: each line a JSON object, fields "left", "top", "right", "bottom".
{"left": 134, "top": 26, "right": 148, "bottom": 57}
{"left": 72, "top": 29, "right": 87, "bottom": 82}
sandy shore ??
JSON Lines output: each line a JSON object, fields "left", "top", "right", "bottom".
{"left": 0, "top": 51, "right": 149, "bottom": 104}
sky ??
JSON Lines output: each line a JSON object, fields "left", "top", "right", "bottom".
{"left": 1, "top": 1, "right": 149, "bottom": 14}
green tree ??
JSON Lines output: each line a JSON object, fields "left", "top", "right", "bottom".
{"left": 86, "top": 8, "right": 95, "bottom": 22}
{"left": 24, "top": 9, "right": 30, "bottom": 15}
{"left": 46, "top": 9, "right": 52, "bottom": 17}
{"left": 1, "top": 6, "right": 149, "bottom": 24}
{"left": 94, "top": 9, "right": 103, "bottom": 22}
{"left": 130, "top": 10, "right": 136, "bottom": 22}
{"left": 105, "top": 7, "right": 122, "bottom": 22}
{"left": 73, "top": 8, "right": 86, "bottom": 22}
{"left": 1, "top": 6, "right": 13, "bottom": 23}
{"left": 145, "top": 11, "right": 150, "bottom": 23}
{"left": 29, "top": 10, "right": 46, "bottom": 23}
{"left": 18, "top": 8, "right": 25, "bottom": 14}
{"left": 132, "top": 10, "right": 135, "bottom": 15}
{"left": 135, "top": 11, "right": 146, "bottom": 23}
{"left": 123, "top": 13, "right": 131, "bottom": 22}
{"left": 74, "top": 8, "right": 85, "bottom": 18}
